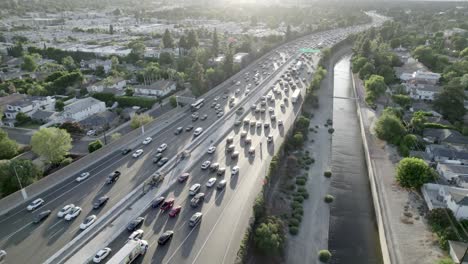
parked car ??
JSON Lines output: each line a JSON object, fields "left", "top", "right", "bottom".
{"left": 217, "top": 180, "right": 227, "bottom": 190}
{"left": 231, "top": 166, "right": 240, "bottom": 175}
{"left": 217, "top": 167, "right": 226, "bottom": 176}
{"left": 209, "top": 163, "right": 220, "bottom": 172}
{"left": 27, "top": 198, "right": 44, "bottom": 211}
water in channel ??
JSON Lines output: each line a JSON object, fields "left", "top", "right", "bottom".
{"left": 328, "top": 54, "right": 383, "bottom": 264}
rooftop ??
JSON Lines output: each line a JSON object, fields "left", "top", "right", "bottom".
{"left": 64, "top": 97, "right": 104, "bottom": 114}
{"left": 133, "top": 80, "right": 175, "bottom": 91}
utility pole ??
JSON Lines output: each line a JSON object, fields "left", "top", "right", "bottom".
{"left": 13, "top": 165, "right": 28, "bottom": 200}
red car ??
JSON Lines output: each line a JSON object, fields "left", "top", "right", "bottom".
{"left": 168, "top": 206, "right": 182, "bottom": 217}
{"left": 161, "top": 198, "right": 175, "bottom": 211}
{"left": 178, "top": 173, "right": 190, "bottom": 183}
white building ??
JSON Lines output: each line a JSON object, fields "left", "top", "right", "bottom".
{"left": 437, "top": 163, "right": 468, "bottom": 188}
{"left": 87, "top": 78, "right": 127, "bottom": 93}
{"left": 81, "top": 59, "right": 113, "bottom": 73}
{"left": 422, "top": 183, "right": 468, "bottom": 220}
{"left": 400, "top": 70, "right": 441, "bottom": 84}
{"left": 405, "top": 80, "right": 440, "bottom": 101}
{"left": 61, "top": 97, "right": 106, "bottom": 122}
{"left": 3, "top": 96, "right": 56, "bottom": 127}
{"left": 233, "top": 52, "right": 249, "bottom": 64}
{"left": 448, "top": 240, "right": 468, "bottom": 264}
{"left": 133, "top": 80, "right": 176, "bottom": 97}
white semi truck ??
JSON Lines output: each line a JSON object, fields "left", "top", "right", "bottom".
{"left": 291, "top": 89, "right": 301, "bottom": 104}
{"left": 106, "top": 239, "right": 148, "bottom": 264}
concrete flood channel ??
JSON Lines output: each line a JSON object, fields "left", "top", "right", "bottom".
{"left": 328, "top": 54, "right": 383, "bottom": 264}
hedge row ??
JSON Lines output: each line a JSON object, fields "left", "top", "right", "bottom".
{"left": 92, "top": 92, "right": 157, "bottom": 108}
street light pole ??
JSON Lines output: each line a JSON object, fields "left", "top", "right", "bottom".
{"left": 13, "top": 165, "right": 28, "bottom": 200}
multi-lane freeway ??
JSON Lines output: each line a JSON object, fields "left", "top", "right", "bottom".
{"left": 0, "top": 14, "right": 384, "bottom": 264}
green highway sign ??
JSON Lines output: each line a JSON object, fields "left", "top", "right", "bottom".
{"left": 299, "top": 48, "right": 321, "bottom": 53}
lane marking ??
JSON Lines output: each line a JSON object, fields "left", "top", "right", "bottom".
{"left": 0, "top": 222, "right": 32, "bottom": 243}
{"left": 47, "top": 219, "right": 64, "bottom": 231}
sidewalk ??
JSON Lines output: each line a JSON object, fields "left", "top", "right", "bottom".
{"left": 353, "top": 75, "right": 444, "bottom": 264}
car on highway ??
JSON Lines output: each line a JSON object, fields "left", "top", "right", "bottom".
{"left": 178, "top": 173, "right": 190, "bottom": 183}
{"left": 214, "top": 96, "right": 220, "bottom": 101}
{"left": 142, "top": 137, "right": 152, "bottom": 145}
{"left": 207, "top": 146, "right": 216, "bottom": 154}
{"left": 121, "top": 148, "right": 132, "bottom": 155}
{"left": 226, "top": 136, "right": 234, "bottom": 144}
{"left": 169, "top": 206, "right": 182, "bottom": 217}
{"left": 128, "top": 229, "right": 144, "bottom": 241}
{"left": 217, "top": 111, "right": 224, "bottom": 117}
{"left": 240, "top": 131, "right": 247, "bottom": 138}
{"left": 201, "top": 160, "right": 211, "bottom": 170}
{"left": 93, "top": 196, "right": 109, "bottom": 209}
{"left": 191, "top": 112, "right": 199, "bottom": 121}
{"left": 278, "top": 120, "right": 283, "bottom": 126}
{"left": 190, "top": 193, "right": 205, "bottom": 208}
{"left": 264, "top": 123, "right": 270, "bottom": 128}
{"left": 157, "top": 157, "right": 169, "bottom": 167}
{"left": 189, "top": 183, "right": 201, "bottom": 196}
{"left": 157, "top": 143, "right": 168, "bottom": 153}
{"left": 189, "top": 212, "right": 203, "bottom": 227}
{"left": 231, "top": 166, "right": 240, "bottom": 175}
{"left": 106, "top": 171, "right": 121, "bottom": 184}
{"left": 201, "top": 114, "right": 208, "bottom": 120}
{"left": 211, "top": 102, "right": 217, "bottom": 108}
{"left": 250, "top": 120, "right": 256, "bottom": 127}
{"left": 152, "top": 197, "right": 165, "bottom": 208}
{"left": 57, "top": 204, "right": 75, "bottom": 217}
{"left": 27, "top": 198, "right": 44, "bottom": 211}
{"left": 256, "top": 122, "right": 262, "bottom": 128}
{"left": 248, "top": 147, "right": 256, "bottom": 156}
{"left": 226, "top": 144, "right": 235, "bottom": 152}
{"left": 161, "top": 198, "right": 175, "bottom": 211}
{"left": 127, "top": 217, "right": 144, "bottom": 231}
{"left": 217, "top": 167, "right": 226, "bottom": 176}
{"left": 152, "top": 153, "right": 162, "bottom": 163}
{"left": 231, "top": 151, "right": 239, "bottom": 159}
{"left": 206, "top": 178, "right": 217, "bottom": 187}
{"left": 267, "top": 135, "right": 274, "bottom": 143}
{"left": 243, "top": 119, "right": 250, "bottom": 125}
{"left": 93, "top": 247, "right": 111, "bottom": 263}
{"left": 33, "top": 210, "right": 51, "bottom": 224}
{"left": 234, "top": 119, "right": 242, "bottom": 126}
{"left": 132, "top": 149, "right": 144, "bottom": 158}
{"left": 194, "top": 127, "right": 203, "bottom": 137}
{"left": 185, "top": 125, "right": 194, "bottom": 131}
{"left": 209, "top": 162, "right": 220, "bottom": 172}
{"left": 64, "top": 206, "right": 82, "bottom": 220}
{"left": 80, "top": 215, "right": 97, "bottom": 230}
{"left": 158, "top": 230, "right": 174, "bottom": 245}
{"left": 217, "top": 179, "right": 227, "bottom": 190}
{"left": 271, "top": 114, "right": 276, "bottom": 121}
{"left": 174, "top": 127, "right": 183, "bottom": 135}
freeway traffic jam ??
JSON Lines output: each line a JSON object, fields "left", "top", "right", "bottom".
{"left": 0, "top": 22, "right": 377, "bottom": 264}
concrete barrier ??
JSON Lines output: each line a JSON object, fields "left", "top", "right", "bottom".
{"left": 351, "top": 74, "right": 393, "bottom": 264}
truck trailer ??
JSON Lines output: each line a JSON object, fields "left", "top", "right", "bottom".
{"left": 106, "top": 239, "right": 148, "bottom": 264}
{"left": 291, "top": 89, "right": 301, "bottom": 104}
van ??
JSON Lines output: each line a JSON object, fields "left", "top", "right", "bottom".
{"left": 193, "top": 127, "right": 203, "bottom": 137}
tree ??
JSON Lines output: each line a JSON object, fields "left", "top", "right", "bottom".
{"left": 460, "top": 47, "right": 468, "bottom": 58}
{"left": 187, "top": 30, "right": 199, "bottom": 49}
{"left": 374, "top": 111, "right": 406, "bottom": 144}
{"left": 0, "top": 137, "right": 18, "bottom": 159}
{"left": 110, "top": 132, "right": 121, "bottom": 142}
{"left": 351, "top": 56, "right": 368, "bottom": 73}
{"left": 130, "top": 113, "right": 153, "bottom": 129}
{"left": 254, "top": 217, "right": 284, "bottom": 254}
{"left": 396, "top": 157, "right": 435, "bottom": 189}
{"left": 169, "top": 96, "right": 177, "bottom": 108}
{"left": 433, "top": 84, "right": 466, "bottom": 122}
{"left": 0, "top": 159, "right": 42, "bottom": 196}
{"left": 162, "top": 29, "right": 174, "bottom": 49}
{"left": 189, "top": 61, "right": 206, "bottom": 96}
{"left": 377, "top": 65, "right": 396, "bottom": 84}
{"left": 295, "top": 116, "right": 310, "bottom": 135}
{"left": 15, "top": 112, "right": 31, "bottom": 125}
{"left": 392, "top": 94, "right": 411, "bottom": 108}
{"left": 159, "top": 52, "right": 173, "bottom": 65}
{"left": 128, "top": 41, "right": 146, "bottom": 62}
{"left": 364, "top": 74, "right": 386, "bottom": 104}
{"left": 55, "top": 100, "right": 65, "bottom": 111}
{"left": 109, "top": 24, "right": 114, "bottom": 35}
{"left": 401, "top": 134, "right": 419, "bottom": 151}
{"left": 223, "top": 46, "right": 234, "bottom": 78}
{"left": 21, "top": 54, "right": 37, "bottom": 72}
{"left": 59, "top": 122, "right": 83, "bottom": 135}
{"left": 285, "top": 25, "right": 292, "bottom": 41}
{"left": 179, "top": 35, "right": 187, "bottom": 56}
{"left": 31, "top": 127, "right": 72, "bottom": 164}
{"left": 358, "top": 62, "right": 375, "bottom": 80}
{"left": 212, "top": 28, "right": 219, "bottom": 57}
{"left": 95, "top": 65, "right": 106, "bottom": 77}
{"left": 410, "top": 111, "right": 427, "bottom": 134}
{"left": 413, "top": 46, "right": 436, "bottom": 69}
{"left": 290, "top": 132, "right": 304, "bottom": 149}
{"left": 88, "top": 140, "right": 103, "bottom": 153}
{"left": 62, "top": 56, "right": 76, "bottom": 71}
{"left": 125, "top": 88, "right": 134, "bottom": 96}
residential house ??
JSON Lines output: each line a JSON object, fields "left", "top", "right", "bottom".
{"left": 133, "top": 80, "right": 176, "bottom": 97}
{"left": 422, "top": 183, "right": 468, "bottom": 220}
{"left": 81, "top": 59, "right": 112, "bottom": 74}
{"left": 31, "top": 110, "right": 58, "bottom": 124}
{"left": 400, "top": 70, "right": 441, "bottom": 84}
{"left": 233, "top": 52, "right": 249, "bottom": 64}
{"left": 437, "top": 163, "right": 468, "bottom": 187}
{"left": 87, "top": 77, "right": 127, "bottom": 94}
{"left": 423, "top": 129, "right": 468, "bottom": 148}
{"left": 426, "top": 144, "right": 468, "bottom": 164}
{"left": 3, "top": 96, "right": 56, "bottom": 127}
{"left": 404, "top": 79, "right": 440, "bottom": 101}
{"left": 448, "top": 240, "right": 468, "bottom": 264}
{"left": 61, "top": 97, "right": 106, "bottom": 123}
{"left": 79, "top": 110, "right": 119, "bottom": 131}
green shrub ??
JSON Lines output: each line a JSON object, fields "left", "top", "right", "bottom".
{"left": 324, "top": 171, "right": 332, "bottom": 178}
{"left": 324, "top": 195, "right": 334, "bottom": 203}
{"left": 293, "top": 196, "right": 304, "bottom": 203}
{"left": 296, "top": 178, "right": 306, "bottom": 185}
{"left": 301, "top": 192, "right": 309, "bottom": 199}
{"left": 291, "top": 201, "right": 301, "bottom": 210}
{"left": 297, "top": 187, "right": 307, "bottom": 193}
{"left": 289, "top": 226, "right": 299, "bottom": 235}
{"left": 318, "top": 250, "right": 332, "bottom": 262}
{"left": 293, "top": 208, "right": 304, "bottom": 216}
{"left": 328, "top": 128, "right": 335, "bottom": 134}
{"left": 289, "top": 218, "right": 300, "bottom": 226}
{"left": 60, "top": 157, "right": 73, "bottom": 166}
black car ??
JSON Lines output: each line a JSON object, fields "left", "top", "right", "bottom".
{"left": 121, "top": 148, "right": 132, "bottom": 155}
{"left": 33, "top": 210, "right": 51, "bottom": 223}
{"left": 157, "top": 157, "right": 169, "bottom": 167}
{"left": 127, "top": 217, "right": 145, "bottom": 232}
{"left": 174, "top": 127, "right": 183, "bottom": 135}
{"left": 185, "top": 125, "right": 194, "bottom": 131}
{"left": 93, "top": 196, "right": 109, "bottom": 209}
{"left": 152, "top": 153, "right": 163, "bottom": 163}
{"left": 106, "top": 171, "right": 121, "bottom": 184}
{"left": 152, "top": 196, "right": 165, "bottom": 208}
{"left": 158, "top": 230, "right": 174, "bottom": 245}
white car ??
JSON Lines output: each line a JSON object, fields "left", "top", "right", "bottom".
{"left": 64, "top": 206, "right": 82, "bottom": 220}
{"left": 128, "top": 229, "right": 144, "bottom": 241}
{"left": 206, "top": 178, "right": 217, "bottom": 188}
{"left": 80, "top": 215, "right": 97, "bottom": 230}
{"left": 240, "top": 131, "right": 247, "bottom": 138}
{"left": 268, "top": 107, "right": 274, "bottom": 113}
{"left": 27, "top": 198, "right": 44, "bottom": 211}
{"left": 236, "top": 81, "right": 241, "bottom": 86}
{"left": 142, "top": 137, "right": 153, "bottom": 145}
{"left": 189, "top": 183, "right": 201, "bottom": 196}
{"left": 214, "top": 96, "right": 220, "bottom": 101}
{"left": 76, "top": 172, "right": 90, "bottom": 182}
{"left": 231, "top": 166, "right": 240, "bottom": 175}
{"left": 57, "top": 204, "right": 75, "bottom": 218}
{"left": 157, "top": 143, "right": 168, "bottom": 153}
{"left": 201, "top": 160, "right": 211, "bottom": 170}
{"left": 93, "top": 247, "right": 111, "bottom": 263}
{"left": 207, "top": 146, "right": 216, "bottom": 154}
{"left": 132, "top": 149, "right": 144, "bottom": 158}
{"left": 278, "top": 120, "right": 283, "bottom": 126}
{"left": 86, "top": 130, "right": 96, "bottom": 136}
{"left": 194, "top": 127, "right": 203, "bottom": 136}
